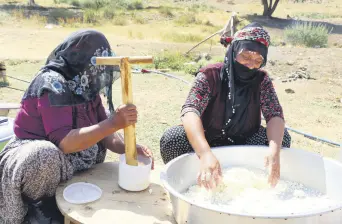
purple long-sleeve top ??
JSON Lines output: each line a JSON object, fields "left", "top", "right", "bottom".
{"left": 14, "top": 93, "right": 108, "bottom": 147}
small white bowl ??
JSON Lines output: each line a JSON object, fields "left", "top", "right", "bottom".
{"left": 118, "top": 153, "right": 152, "bottom": 191}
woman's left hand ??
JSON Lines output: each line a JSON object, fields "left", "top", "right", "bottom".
{"left": 264, "top": 153, "right": 280, "bottom": 188}
{"left": 137, "top": 144, "right": 154, "bottom": 170}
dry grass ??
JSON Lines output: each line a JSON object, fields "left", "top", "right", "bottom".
{"left": 161, "top": 32, "right": 204, "bottom": 43}
{"left": 158, "top": 6, "right": 174, "bottom": 18}
{"left": 0, "top": 0, "right": 342, "bottom": 164}
{"left": 1, "top": 54, "right": 341, "bottom": 163}
{"left": 112, "top": 16, "right": 129, "bottom": 26}
{"left": 0, "top": 0, "right": 230, "bottom": 43}
{"left": 277, "top": 1, "right": 342, "bottom": 19}
{"left": 292, "top": 12, "right": 342, "bottom": 20}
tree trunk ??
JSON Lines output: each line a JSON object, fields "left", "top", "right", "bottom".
{"left": 261, "top": 0, "right": 269, "bottom": 16}
{"left": 262, "top": 0, "right": 280, "bottom": 18}
{"left": 269, "top": 0, "right": 273, "bottom": 10}
{"left": 28, "top": 0, "right": 35, "bottom": 6}
{"left": 269, "top": 0, "right": 281, "bottom": 16}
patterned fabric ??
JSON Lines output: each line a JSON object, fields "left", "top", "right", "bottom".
{"left": 233, "top": 26, "right": 271, "bottom": 47}
{"left": 219, "top": 22, "right": 270, "bottom": 138}
{"left": 220, "top": 23, "right": 271, "bottom": 48}
{"left": 0, "top": 138, "right": 73, "bottom": 224}
{"left": 259, "top": 72, "right": 284, "bottom": 122}
{"left": 0, "top": 136, "right": 107, "bottom": 224}
{"left": 160, "top": 125, "right": 291, "bottom": 164}
{"left": 181, "top": 71, "right": 284, "bottom": 123}
{"left": 181, "top": 72, "right": 211, "bottom": 117}
{"left": 23, "top": 29, "right": 120, "bottom": 112}
{"left": 1, "top": 103, "right": 109, "bottom": 224}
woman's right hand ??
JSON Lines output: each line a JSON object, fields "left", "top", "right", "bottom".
{"left": 109, "top": 104, "right": 138, "bottom": 130}
{"left": 197, "top": 151, "right": 222, "bottom": 190}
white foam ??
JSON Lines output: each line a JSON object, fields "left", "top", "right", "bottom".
{"left": 183, "top": 166, "right": 337, "bottom": 215}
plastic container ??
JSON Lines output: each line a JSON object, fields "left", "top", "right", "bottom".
{"left": 118, "top": 153, "right": 152, "bottom": 191}
{"left": 338, "top": 144, "right": 342, "bottom": 163}
{"left": 0, "top": 117, "right": 14, "bottom": 151}
{"left": 63, "top": 182, "right": 102, "bottom": 204}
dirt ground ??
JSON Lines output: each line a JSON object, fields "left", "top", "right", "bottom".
{"left": 0, "top": 0, "right": 341, "bottom": 164}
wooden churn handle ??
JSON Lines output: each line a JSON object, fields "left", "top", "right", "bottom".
{"left": 96, "top": 56, "right": 153, "bottom": 166}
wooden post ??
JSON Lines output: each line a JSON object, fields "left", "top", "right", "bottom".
{"left": 230, "top": 14, "right": 236, "bottom": 37}
{"left": 120, "top": 57, "right": 137, "bottom": 166}
{"left": 0, "top": 62, "right": 6, "bottom": 83}
{"left": 95, "top": 56, "right": 153, "bottom": 166}
{"left": 184, "top": 12, "right": 239, "bottom": 55}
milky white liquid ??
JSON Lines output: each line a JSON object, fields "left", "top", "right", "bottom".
{"left": 183, "top": 167, "right": 337, "bottom": 215}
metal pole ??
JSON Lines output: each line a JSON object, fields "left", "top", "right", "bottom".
{"left": 285, "top": 125, "right": 341, "bottom": 147}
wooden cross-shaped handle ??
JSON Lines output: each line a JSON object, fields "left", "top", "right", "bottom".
{"left": 95, "top": 56, "right": 153, "bottom": 166}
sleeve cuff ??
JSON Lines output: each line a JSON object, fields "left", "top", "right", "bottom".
{"left": 180, "top": 107, "right": 200, "bottom": 118}
{"left": 265, "top": 113, "right": 285, "bottom": 123}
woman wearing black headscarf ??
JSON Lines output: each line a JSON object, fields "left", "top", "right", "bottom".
{"left": 0, "top": 30, "right": 153, "bottom": 224}
{"left": 160, "top": 23, "right": 291, "bottom": 189}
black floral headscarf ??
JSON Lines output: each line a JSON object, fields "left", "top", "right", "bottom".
{"left": 220, "top": 22, "right": 271, "bottom": 139}
{"left": 22, "top": 29, "right": 120, "bottom": 127}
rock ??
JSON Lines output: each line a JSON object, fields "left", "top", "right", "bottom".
{"left": 303, "top": 74, "right": 311, "bottom": 79}
{"left": 268, "top": 60, "right": 276, "bottom": 66}
{"left": 45, "top": 24, "right": 54, "bottom": 29}
{"left": 299, "top": 66, "right": 307, "bottom": 71}
{"left": 287, "top": 74, "right": 295, "bottom": 78}
{"left": 287, "top": 61, "right": 295, "bottom": 66}
{"left": 285, "top": 88, "right": 295, "bottom": 94}
{"left": 202, "top": 53, "right": 211, "bottom": 61}
{"left": 193, "top": 55, "right": 202, "bottom": 63}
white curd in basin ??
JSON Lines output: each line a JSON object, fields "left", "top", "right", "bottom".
{"left": 183, "top": 166, "right": 337, "bottom": 215}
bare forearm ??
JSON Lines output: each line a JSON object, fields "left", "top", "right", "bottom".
{"left": 59, "top": 119, "right": 117, "bottom": 154}
{"left": 182, "top": 112, "right": 211, "bottom": 158}
{"left": 103, "top": 132, "right": 126, "bottom": 154}
{"left": 266, "top": 116, "right": 285, "bottom": 155}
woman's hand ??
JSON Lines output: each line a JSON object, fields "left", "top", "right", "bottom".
{"left": 108, "top": 104, "right": 137, "bottom": 130}
{"left": 197, "top": 151, "right": 222, "bottom": 190}
{"left": 265, "top": 116, "right": 285, "bottom": 188}
{"left": 265, "top": 153, "right": 280, "bottom": 188}
{"left": 137, "top": 144, "right": 154, "bottom": 170}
